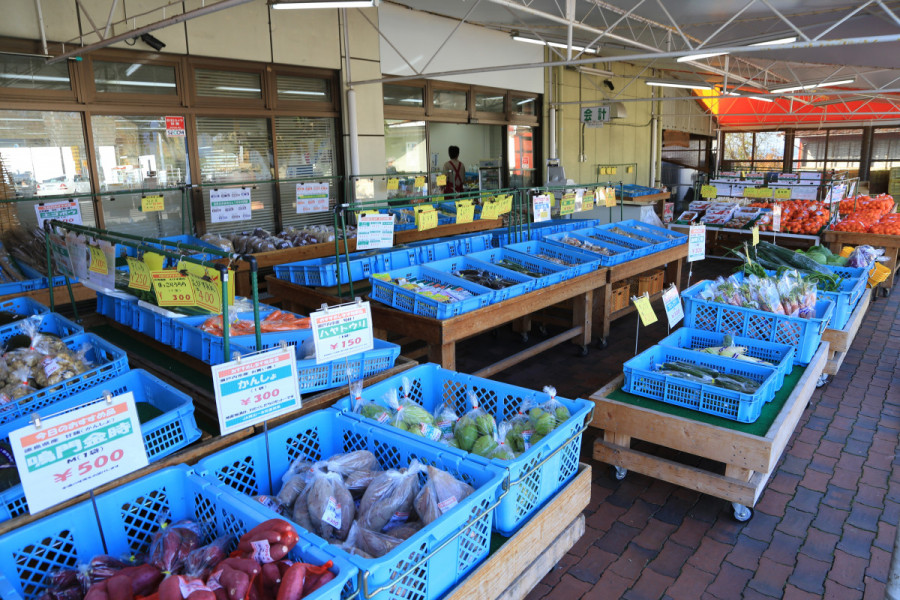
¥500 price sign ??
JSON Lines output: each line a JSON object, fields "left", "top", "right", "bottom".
{"left": 311, "top": 301, "right": 374, "bottom": 364}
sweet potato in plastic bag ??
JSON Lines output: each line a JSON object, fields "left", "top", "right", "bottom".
{"left": 354, "top": 523, "right": 404, "bottom": 558}
{"left": 344, "top": 468, "right": 382, "bottom": 496}
{"left": 148, "top": 519, "right": 202, "bottom": 574}
{"left": 414, "top": 465, "right": 474, "bottom": 525}
{"left": 385, "top": 520, "right": 423, "bottom": 540}
{"left": 319, "top": 450, "right": 378, "bottom": 476}
{"left": 291, "top": 487, "right": 314, "bottom": 533}
{"left": 184, "top": 535, "right": 232, "bottom": 580}
{"left": 306, "top": 469, "right": 355, "bottom": 541}
{"left": 357, "top": 460, "right": 424, "bottom": 533}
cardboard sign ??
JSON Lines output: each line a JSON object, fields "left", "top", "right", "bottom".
{"left": 688, "top": 224, "right": 706, "bottom": 262}
{"left": 165, "top": 116, "right": 186, "bottom": 137}
{"left": 533, "top": 195, "right": 551, "bottom": 222}
{"left": 211, "top": 347, "right": 302, "bottom": 435}
{"left": 141, "top": 195, "right": 164, "bottom": 212}
{"left": 35, "top": 200, "right": 83, "bottom": 227}
{"left": 310, "top": 301, "right": 374, "bottom": 364}
{"left": 700, "top": 185, "right": 718, "bottom": 199}
{"left": 773, "top": 188, "right": 792, "bottom": 200}
{"left": 10, "top": 392, "right": 148, "bottom": 515}
{"left": 662, "top": 285, "right": 683, "bottom": 328}
{"left": 560, "top": 193, "right": 576, "bottom": 216}
{"left": 151, "top": 271, "right": 196, "bottom": 307}
{"left": 296, "top": 182, "right": 330, "bottom": 214}
{"left": 455, "top": 202, "right": 475, "bottom": 224}
{"left": 356, "top": 214, "right": 395, "bottom": 250}
{"left": 209, "top": 188, "right": 251, "bottom": 223}
{"left": 751, "top": 226, "right": 760, "bottom": 246}
{"left": 125, "top": 257, "right": 152, "bottom": 291}
{"left": 632, "top": 293, "right": 658, "bottom": 326}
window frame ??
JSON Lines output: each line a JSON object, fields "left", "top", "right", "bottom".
{"left": 269, "top": 65, "right": 341, "bottom": 116}
{"left": 83, "top": 50, "right": 184, "bottom": 106}
{"left": 188, "top": 57, "right": 268, "bottom": 109}
{"left": 382, "top": 80, "right": 427, "bottom": 120}
{"left": 472, "top": 86, "right": 508, "bottom": 124}
{"left": 0, "top": 38, "right": 78, "bottom": 103}
{"left": 427, "top": 81, "right": 469, "bottom": 123}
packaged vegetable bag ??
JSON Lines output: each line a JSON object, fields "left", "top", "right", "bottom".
{"left": 414, "top": 465, "right": 474, "bottom": 525}
{"left": 357, "top": 460, "right": 424, "bottom": 533}
{"left": 306, "top": 468, "right": 355, "bottom": 541}
{"left": 453, "top": 390, "right": 497, "bottom": 453}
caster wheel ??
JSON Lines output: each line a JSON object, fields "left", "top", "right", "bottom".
{"left": 596, "top": 337, "right": 608, "bottom": 349}
{"left": 612, "top": 466, "right": 627, "bottom": 481}
{"left": 579, "top": 345, "right": 589, "bottom": 357}
{"left": 816, "top": 374, "right": 829, "bottom": 388}
{"left": 731, "top": 502, "right": 754, "bottom": 522}
{"left": 519, "top": 332, "right": 529, "bottom": 343}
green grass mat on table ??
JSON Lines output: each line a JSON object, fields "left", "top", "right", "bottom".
{"left": 604, "top": 366, "right": 805, "bottom": 437}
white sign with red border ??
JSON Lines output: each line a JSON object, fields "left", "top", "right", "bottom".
{"left": 35, "top": 200, "right": 83, "bottom": 228}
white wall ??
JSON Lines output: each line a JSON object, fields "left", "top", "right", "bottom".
{"left": 661, "top": 88, "right": 715, "bottom": 136}
{"left": 429, "top": 122, "right": 503, "bottom": 171}
{"left": 378, "top": 3, "right": 543, "bottom": 93}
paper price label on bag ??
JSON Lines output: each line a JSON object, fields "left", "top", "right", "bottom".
{"left": 35, "top": 200, "right": 83, "bottom": 228}
{"left": 662, "top": 285, "right": 683, "bottom": 328}
{"left": 533, "top": 195, "right": 551, "bottom": 223}
{"left": 88, "top": 246, "right": 108, "bottom": 275}
{"left": 772, "top": 205, "right": 782, "bottom": 232}
{"left": 751, "top": 226, "right": 760, "bottom": 246}
{"left": 210, "top": 188, "right": 251, "bottom": 223}
{"left": 455, "top": 201, "right": 475, "bottom": 224}
{"left": 125, "top": 257, "right": 152, "bottom": 291}
{"left": 357, "top": 214, "right": 395, "bottom": 250}
{"left": 11, "top": 391, "right": 148, "bottom": 515}
{"left": 632, "top": 294, "right": 658, "bottom": 326}
{"left": 688, "top": 224, "right": 706, "bottom": 262}
{"left": 310, "top": 301, "right": 374, "bottom": 364}
{"left": 560, "top": 193, "right": 576, "bottom": 216}
{"left": 151, "top": 271, "right": 196, "bottom": 307}
{"left": 141, "top": 195, "right": 164, "bottom": 212}
{"left": 700, "top": 185, "right": 718, "bottom": 199}
{"left": 212, "top": 347, "right": 302, "bottom": 435}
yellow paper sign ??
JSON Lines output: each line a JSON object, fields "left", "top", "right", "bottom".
{"left": 126, "top": 257, "right": 152, "bottom": 291}
{"left": 178, "top": 260, "right": 235, "bottom": 305}
{"left": 774, "top": 188, "right": 792, "bottom": 200}
{"left": 610, "top": 167, "right": 618, "bottom": 175}
{"left": 414, "top": 176, "right": 426, "bottom": 188}
{"left": 632, "top": 294, "right": 658, "bottom": 326}
{"left": 582, "top": 193, "right": 594, "bottom": 212}
{"left": 455, "top": 201, "right": 475, "bottom": 224}
{"left": 436, "top": 174, "right": 447, "bottom": 187}
{"left": 151, "top": 271, "right": 196, "bottom": 307}
{"left": 190, "top": 274, "right": 222, "bottom": 313}
{"left": 560, "top": 193, "right": 576, "bottom": 216}
{"left": 387, "top": 178, "right": 399, "bottom": 191}
{"left": 600, "top": 168, "right": 608, "bottom": 175}
{"left": 144, "top": 252, "right": 164, "bottom": 272}
{"left": 605, "top": 190, "right": 617, "bottom": 208}
{"left": 497, "top": 195, "right": 513, "bottom": 215}
{"left": 141, "top": 195, "right": 164, "bottom": 212}
{"left": 547, "top": 192, "right": 556, "bottom": 207}
{"left": 416, "top": 209, "right": 438, "bottom": 231}
{"left": 88, "top": 246, "right": 108, "bottom": 275}
{"left": 481, "top": 200, "right": 501, "bottom": 220}
{"left": 700, "top": 185, "right": 718, "bottom": 199}
{"left": 751, "top": 226, "right": 760, "bottom": 246}
{"left": 744, "top": 187, "right": 773, "bottom": 199}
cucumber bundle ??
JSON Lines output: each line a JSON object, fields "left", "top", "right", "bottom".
{"left": 657, "top": 360, "right": 762, "bottom": 394}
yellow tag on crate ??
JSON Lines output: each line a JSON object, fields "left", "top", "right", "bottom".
{"left": 633, "top": 294, "right": 658, "bottom": 326}
{"left": 141, "top": 195, "right": 164, "bottom": 212}
{"left": 416, "top": 207, "right": 438, "bottom": 231}
{"left": 88, "top": 246, "right": 108, "bottom": 275}
{"left": 126, "top": 257, "right": 152, "bottom": 291}
{"left": 151, "top": 271, "right": 196, "bottom": 307}
{"left": 456, "top": 201, "right": 475, "bottom": 224}
{"left": 752, "top": 226, "right": 760, "bottom": 246}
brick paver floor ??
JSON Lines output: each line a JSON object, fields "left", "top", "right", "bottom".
{"left": 456, "top": 260, "right": 899, "bottom": 599}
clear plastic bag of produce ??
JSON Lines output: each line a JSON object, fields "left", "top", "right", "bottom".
{"left": 453, "top": 390, "right": 498, "bottom": 454}
{"left": 528, "top": 386, "right": 570, "bottom": 439}
{"left": 147, "top": 517, "right": 202, "bottom": 574}
{"left": 413, "top": 464, "right": 474, "bottom": 525}
{"left": 319, "top": 450, "right": 378, "bottom": 477}
{"left": 357, "top": 460, "right": 424, "bottom": 533}
{"left": 183, "top": 535, "right": 233, "bottom": 580}
{"left": 433, "top": 399, "right": 459, "bottom": 443}
{"left": 0, "top": 367, "right": 36, "bottom": 404}
{"left": 306, "top": 468, "right": 355, "bottom": 541}
{"left": 386, "top": 387, "right": 441, "bottom": 441}
{"left": 502, "top": 402, "right": 536, "bottom": 454}
{"left": 848, "top": 244, "right": 886, "bottom": 268}
{"left": 354, "top": 522, "right": 405, "bottom": 558}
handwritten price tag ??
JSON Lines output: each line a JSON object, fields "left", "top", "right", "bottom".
{"left": 387, "top": 178, "right": 399, "bottom": 191}
{"left": 700, "top": 185, "right": 718, "bottom": 199}
{"left": 141, "top": 195, "right": 164, "bottom": 212}
{"left": 151, "top": 271, "right": 196, "bottom": 307}
{"left": 752, "top": 226, "right": 760, "bottom": 246}
{"left": 497, "top": 195, "right": 513, "bottom": 215}
{"left": 632, "top": 293, "right": 658, "bottom": 326}
{"left": 416, "top": 208, "right": 438, "bottom": 231}
{"left": 773, "top": 188, "right": 792, "bottom": 200}
{"left": 455, "top": 201, "right": 475, "bottom": 224}
{"left": 126, "top": 257, "right": 152, "bottom": 291}
{"left": 414, "top": 176, "right": 426, "bottom": 188}
{"left": 481, "top": 201, "right": 501, "bottom": 220}
{"left": 88, "top": 246, "right": 108, "bottom": 275}
{"left": 310, "top": 301, "right": 374, "bottom": 364}
{"left": 191, "top": 275, "right": 222, "bottom": 313}
{"left": 436, "top": 174, "right": 447, "bottom": 186}
{"left": 560, "top": 193, "right": 576, "bottom": 216}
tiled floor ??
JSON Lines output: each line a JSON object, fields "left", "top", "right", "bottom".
{"left": 455, "top": 260, "right": 899, "bottom": 599}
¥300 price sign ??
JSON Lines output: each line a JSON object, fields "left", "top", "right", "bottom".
{"left": 310, "top": 301, "right": 374, "bottom": 364}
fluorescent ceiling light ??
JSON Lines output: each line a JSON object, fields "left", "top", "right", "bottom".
{"left": 398, "top": 98, "right": 423, "bottom": 103}
{"left": 125, "top": 63, "right": 142, "bottom": 77}
{"left": 770, "top": 77, "right": 855, "bottom": 93}
{"left": 676, "top": 51, "right": 729, "bottom": 63}
{"left": 576, "top": 66, "right": 614, "bottom": 77}
{"left": 214, "top": 86, "right": 261, "bottom": 93}
{"left": 97, "top": 79, "right": 175, "bottom": 88}
{"left": 0, "top": 73, "right": 69, "bottom": 82}
{"left": 722, "top": 89, "right": 775, "bottom": 103}
{"left": 271, "top": 0, "right": 377, "bottom": 8}
{"left": 388, "top": 121, "right": 425, "bottom": 128}
{"left": 281, "top": 90, "right": 326, "bottom": 96}
{"left": 751, "top": 36, "right": 797, "bottom": 46}
{"left": 646, "top": 79, "right": 713, "bottom": 90}
{"left": 517, "top": 98, "right": 535, "bottom": 105}
{"left": 512, "top": 36, "right": 597, "bottom": 54}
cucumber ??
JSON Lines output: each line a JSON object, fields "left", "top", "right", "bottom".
{"left": 661, "top": 361, "right": 719, "bottom": 379}
{"left": 758, "top": 241, "right": 834, "bottom": 275}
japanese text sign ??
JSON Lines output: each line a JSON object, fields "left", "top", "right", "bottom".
{"left": 662, "top": 285, "right": 683, "bottom": 328}
{"left": 296, "top": 182, "right": 330, "bottom": 214}
{"left": 310, "top": 301, "right": 374, "bottom": 364}
{"left": 632, "top": 293, "right": 658, "bottom": 326}
{"left": 357, "top": 214, "right": 395, "bottom": 250}
{"left": 209, "top": 188, "right": 251, "bottom": 223}
{"left": 35, "top": 200, "right": 83, "bottom": 227}
{"left": 533, "top": 195, "right": 551, "bottom": 223}
{"left": 688, "top": 224, "right": 706, "bottom": 262}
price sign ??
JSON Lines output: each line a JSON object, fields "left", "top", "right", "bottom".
{"left": 533, "top": 195, "right": 551, "bottom": 223}
{"left": 773, "top": 188, "right": 792, "bottom": 200}
{"left": 178, "top": 260, "right": 235, "bottom": 307}
{"left": 10, "top": 392, "right": 148, "bottom": 515}
{"left": 547, "top": 192, "right": 556, "bottom": 207}
{"left": 356, "top": 214, "right": 395, "bottom": 250}
{"left": 387, "top": 178, "right": 400, "bottom": 191}
{"left": 497, "top": 195, "right": 513, "bottom": 215}
{"left": 414, "top": 176, "right": 426, "bottom": 188}
{"left": 605, "top": 189, "right": 617, "bottom": 208}
{"left": 436, "top": 174, "right": 447, "bottom": 187}
{"left": 688, "top": 224, "right": 706, "bottom": 262}
{"left": 209, "top": 188, "right": 252, "bottom": 223}
{"left": 632, "top": 293, "right": 658, "bottom": 326}
{"left": 35, "top": 200, "right": 83, "bottom": 227}
{"left": 560, "top": 193, "right": 576, "bottom": 216}
{"left": 143, "top": 252, "right": 164, "bottom": 272}
{"left": 151, "top": 271, "right": 196, "bottom": 307}
{"left": 700, "top": 185, "right": 718, "bottom": 199}
{"left": 772, "top": 205, "right": 782, "bottom": 232}
{"left": 211, "top": 347, "right": 302, "bottom": 435}
{"left": 582, "top": 191, "right": 594, "bottom": 212}
{"left": 455, "top": 201, "right": 475, "bottom": 224}
{"left": 661, "top": 285, "right": 683, "bottom": 328}
{"left": 88, "top": 246, "right": 108, "bottom": 275}
{"left": 481, "top": 200, "right": 501, "bottom": 220}
{"left": 751, "top": 226, "right": 760, "bottom": 246}
{"left": 310, "top": 301, "right": 374, "bottom": 364}
{"left": 141, "top": 195, "right": 164, "bottom": 212}
{"left": 663, "top": 202, "right": 674, "bottom": 224}
{"left": 125, "top": 257, "right": 152, "bottom": 291}
{"left": 296, "top": 182, "right": 330, "bottom": 214}
{"left": 415, "top": 206, "right": 438, "bottom": 231}
{"left": 190, "top": 275, "right": 222, "bottom": 313}
{"left": 744, "top": 187, "right": 773, "bottom": 199}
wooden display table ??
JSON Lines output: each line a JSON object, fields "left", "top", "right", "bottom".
{"left": 822, "top": 230, "right": 900, "bottom": 289}
{"left": 444, "top": 464, "right": 590, "bottom": 600}
{"left": 267, "top": 268, "right": 606, "bottom": 377}
{"left": 590, "top": 344, "right": 829, "bottom": 520}
{"left": 0, "top": 281, "right": 95, "bottom": 307}
{"left": 594, "top": 244, "right": 687, "bottom": 344}
{"left": 821, "top": 289, "right": 871, "bottom": 378}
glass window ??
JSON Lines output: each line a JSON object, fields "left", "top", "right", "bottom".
{"left": 794, "top": 130, "right": 826, "bottom": 167}
{"left": 0, "top": 110, "right": 95, "bottom": 227}
{"left": 276, "top": 115, "right": 338, "bottom": 227}
{"left": 276, "top": 75, "right": 331, "bottom": 102}
{"left": 870, "top": 127, "right": 900, "bottom": 171}
{"left": 91, "top": 115, "right": 188, "bottom": 190}
{"left": 0, "top": 54, "right": 70, "bottom": 90}
{"left": 825, "top": 128, "right": 863, "bottom": 171}
{"left": 508, "top": 125, "right": 535, "bottom": 188}
{"left": 384, "top": 120, "right": 426, "bottom": 174}
{"left": 433, "top": 88, "right": 467, "bottom": 111}
{"left": 753, "top": 131, "right": 784, "bottom": 163}
{"left": 383, "top": 84, "right": 423, "bottom": 107}
{"left": 723, "top": 132, "right": 754, "bottom": 161}
{"left": 197, "top": 117, "right": 274, "bottom": 233}
{"left": 511, "top": 95, "right": 536, "bottom": 116}
{"left": 92, "top": 61, "right": 176, "bottom": 95}
{"left": 195, "top": 69, "right": 262, "bottom": 99}
{"left": 475, "top": 93, "right": 505, "bottom": 113}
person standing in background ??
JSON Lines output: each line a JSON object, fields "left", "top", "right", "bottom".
{"left": 442, "top": 145, "right": 466, "bottom": 194}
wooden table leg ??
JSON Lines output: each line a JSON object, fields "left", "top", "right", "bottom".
{"left": 666, "top": 257, "right": 684, "bottom": 289}
{"left": 428, "top": 342, "right": 456, "bottom": 371}
{"left": 572, "top": 290, "right": 592, "bottom": 347}
{"left": 604, "top": 431, "right": 631, "bottom": 448}
{"left": 884, "top": 246, "right": 898, "bottom": 289}
{"left": 511, "top": 316, "right": 532, "bottom": 334}
{"left": 725, "top": 464, "right": 753, "bottom": 482}
{"left": 594, "top": 283, "right": 613, "bottom": 341}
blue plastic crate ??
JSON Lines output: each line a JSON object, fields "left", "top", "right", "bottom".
{"left": 465, "top": 248, "right": 573, "bottom": 287}
{"left": 0, "top": 333, "right": 129, "bottom": 425}
{"left": 606, "top": 219, "right": 687, "bottom": 250}
{"left": 657, "top": 328, "right": 795, "bottom": 391}
{"left": 542, "top": 231, "right": 633, "bottom": 266}
{"left": 623, "top": 345, "right": 779, "bottom": 423}
{"left": 131, "top": 303, "right": 157, "bottom": 337}
{"left": 95, "top": 292, "right": 138, "bottom": 326}
{"left": 334, "top": 363, "right": 593, "bottom": 535}
{"left": 369, "top": 265, "right": 494, "bottom": 319}
{"left": 123, "top": 233, "right": 224, "bottom": 264}
{"left": 15, "top": 262, "right": 71, "bottom": 290}
{"left": 0, "top": 466, "right": 355, "bottom": 600}
{"left": 274, "top": 247, "right": 420, "bottom": 288}
{"left": 425, "top": 255, "right": 536, "bottom": 302}
{"left": 196, "top": 409, "right": 505, "bottom": 600}
{"left": 0, "top": 313, "right": 82, "bottom": 347}
{"left": 570, "top": 226, "right": 654, "bottom": 258}
{"left": 820, "top": 266, "right": 868, "bottom": 330}
{"left": 682, "top": 280, "right": 835, "bottom": 365}
{"left": 504, "top": 240, "right": 602, "bottom": 277}
{"left": 0, "top": 369, "right": 202, "bottom": 523}
{"left": 600, "top": 222, "right": 676, "bottom": 251}
{"left": 0, "top": 278, "right": 42, "bottom": 297}
{"left": 0, "top": 297, "right": 48, "bottom": 322}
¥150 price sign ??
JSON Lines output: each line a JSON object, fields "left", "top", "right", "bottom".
{"left": 211, "top": 347, "right": 301, "bottom": 435}
{"left": 310, "top": 301, "right": 374, "bottom": 364}
{"left": 9, "top": 392, "right": 148, "bottom": 514}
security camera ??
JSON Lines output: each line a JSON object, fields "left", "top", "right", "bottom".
{"left": 139, "top": 33, "right": 166, "bottom": 51}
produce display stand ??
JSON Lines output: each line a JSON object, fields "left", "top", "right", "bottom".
{"left": 669, "top": 223, "right": 819, "bottom": 258}
{"left": 619, "top": 191, "right": 670, "bottom": 204}
{"left": 821, "top": 289, "right": 871, "bottom": 380}
{"left": 443, "top": 464, "right": 590, "bottom": 600}
{"left": 0, "top": 280, "right": 95, "bottom": 306}
{"left": 590, "top": 343, "right": 829, "bottom": 521}
{"left": 822, "top": 229, "right": 900, "bottom": 290}
{"left": 267, "top": 268, "right": 606, "bottom": 376}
